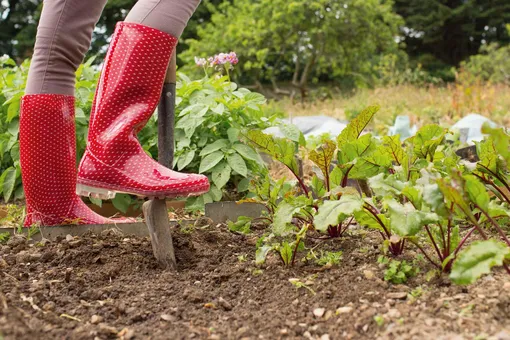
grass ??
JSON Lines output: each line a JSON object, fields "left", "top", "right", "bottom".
{"left": 273, "top": 83, "right": 510, "bottom": 134}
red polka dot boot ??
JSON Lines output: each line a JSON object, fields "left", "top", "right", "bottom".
{"left": 19, "top": 94, "right": 129, "bottom": 227}
{"left": 76, "top": 22, "right": 209, "bottom": 200}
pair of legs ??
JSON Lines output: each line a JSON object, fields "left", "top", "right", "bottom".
{"left": 19, "top": 0, "right": 209, "bottom": 227}
{"left": 26, "top": 0, "right": 200, "bottom": 95}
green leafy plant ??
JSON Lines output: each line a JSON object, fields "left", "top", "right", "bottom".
{"left": 227, "top": 216, "right": 252, "bottom": 234}
{"left": 161, "top": 68, "right": 276, "bottom": 211}
{"left": 245, "top": 105, "right": 392, "bottom": 265}
{"left": 16, "top": 224, "right": 39, "bottom": 240}
{"left": 288, "top": 277, "right": 316, "bottom": 295}
{"left": 378, "top": 255, "right": 419, "bottom": 284}
{"left": 0, "top": 232, "right": 10, "bottom": 243}
{"left": 242, "top": 103, "right": 510, "bottom": 284}
{"left": 312, "top": 250, "right": 343, "bottom": 266}
{"left": 1, "top": 55, "right": 273, "bottom": 212}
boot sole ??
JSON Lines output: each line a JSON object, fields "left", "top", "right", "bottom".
{"left": 76, "top": 183, "right": 209, "bottom": 201}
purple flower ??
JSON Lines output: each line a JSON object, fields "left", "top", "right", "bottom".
{"left": 208, "top": 52, "right": 239, "bottom": 66}
{"left": 195, "top": 57, "right": 207, "bottom": 67}
{"left": 227, "top": 52, "right": 239, "bottom": 65}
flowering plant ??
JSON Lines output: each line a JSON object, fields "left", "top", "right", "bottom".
{"left": 195, "top": 51, "right": 239, "bottom": 80}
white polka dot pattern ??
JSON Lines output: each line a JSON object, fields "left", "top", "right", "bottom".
{"left": 19, "top": 94, "right": 128, "bottom": 227}
{"left": 77, "top": 22, "right": 209, "bottom": 198}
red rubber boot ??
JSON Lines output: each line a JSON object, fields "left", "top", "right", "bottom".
{"left": 76, "top": 22, "right": 209, "bottom": 200}
{"left": 19, "top": 95, "right": 124, "bottom": 226}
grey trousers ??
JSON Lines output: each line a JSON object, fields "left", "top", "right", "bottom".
{"left": 25, "top": 0, "right": 201, "bottom": 96}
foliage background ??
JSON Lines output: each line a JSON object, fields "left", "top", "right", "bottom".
{"left": 1, "top": 0, "right": 509, "bottom": 87}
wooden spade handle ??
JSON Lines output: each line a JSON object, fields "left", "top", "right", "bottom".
{"left": 143, "top": 49, "right": 179, "bottom": 270}
{"left": 157, "top": 50, "right": 177, "bottom": 168}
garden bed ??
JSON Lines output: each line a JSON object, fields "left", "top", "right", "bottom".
{"left": 1, "top": 224, "right": 509, "bottom": 340}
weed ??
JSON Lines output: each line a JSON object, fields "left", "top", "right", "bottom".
{"left": 378, "top": 256, "right": 419, "bottom": 284}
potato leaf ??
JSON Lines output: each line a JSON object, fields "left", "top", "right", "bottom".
{"left": 199, "top": 150, "right": 224, "bottom": 173}
{"left": 200, "top": 139, "right": 229, "bottom": 156}
{"left": 227, "top": 153, "right": 248, "bottom": 177}
{"left": 177, "top": 149, "right": 196, "bottom": 171}
{"left": 211, "top": 162, "right": 231, "bottom": 189}
{"left": 112, "top": 194, "right": 132, "bottom": 214}
{"left": 232, "top": 143, "right": 263, "bottom": 163}
{"left": 2, "top": 167, "right": 16, "bottom": 202}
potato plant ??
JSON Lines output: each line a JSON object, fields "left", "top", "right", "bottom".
{"left": 0, "top": 55, "right": 276, "bottom": 211}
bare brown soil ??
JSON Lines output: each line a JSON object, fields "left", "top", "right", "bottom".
{"left": 1, "top": 224, "right": 509, "bottom": 340}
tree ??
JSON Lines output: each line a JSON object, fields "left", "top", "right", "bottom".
{"left": 0, "top": 0, "right": 40, "bottom": 60}
{"left": 0, "top": 0, "right": 223, "bottom": 63}
{"left": 394, "top": 0, "right": 510, "bottom": 67}
{"left": 183, "top": 0, "right": 403, "bottom": 94}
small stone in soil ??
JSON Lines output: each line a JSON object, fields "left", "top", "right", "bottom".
{"left": 0, "top": 258, "right": 7, "bottom": 269}
{"left": 218, "top": 297, "right": 233, "bottom": 311}
{"left": 160, "top": 314, "right": 174, "bottom": 322}
{"left": 363, "top": 270, "right": 375, "bottom": 280}
{"left": 386, "top": 308, "right": 401, "bottom": 318}
{"left": 387, "top": 292, "right": 408, "bottom": 300}
{"left": 236, "top": 327, "right": 249, "bottom": 336}
{"left": 424, "top": 318, "right": 435, "bottom": 327}
{"left": 65, "top": 268, "right": 72, "bottom": 283}
{"left": 98, "top": 323, "right": 118, "bottom": 335}
{"left": 492, "top": 330, "right": 510, "bottom": 340}
{"left": 69, "top": 240, "right": 83, "bottom": 248}
{"left": 42, "top": 301, "right": 56, "bottom": 312}
{"left": 118, "top": 328, "right": 135, "bottom": 340}
{"left": 93, "top": 256, "right": 106, "bottom": 264}
{"left": 336, "top": 306, "right": 353, "bottom": 314}
{"left": 313, "top": 308, "right": 326, "bottom": 318}
{"left": 15, "top": 251, "right": 30, "bottom": 264}
{"left": 65, "top": 235, "right": 74, "bottom": 242}
{"left": 90, "top": 315, "right": 103, "bottom": 324}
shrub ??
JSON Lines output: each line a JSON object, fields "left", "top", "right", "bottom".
{"left": 459, "top": 43, "right": 510, "bottom": 85}
{"left": 0, "top": 55, "right": 274, "bottom": 211}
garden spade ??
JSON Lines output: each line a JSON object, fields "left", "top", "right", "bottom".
{"left": 142, "top": 51, "right": 178, "bottom": 270}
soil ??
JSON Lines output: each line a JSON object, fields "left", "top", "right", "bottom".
{"left": 1, "top": 224, "right": 509, "bottom": 340}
